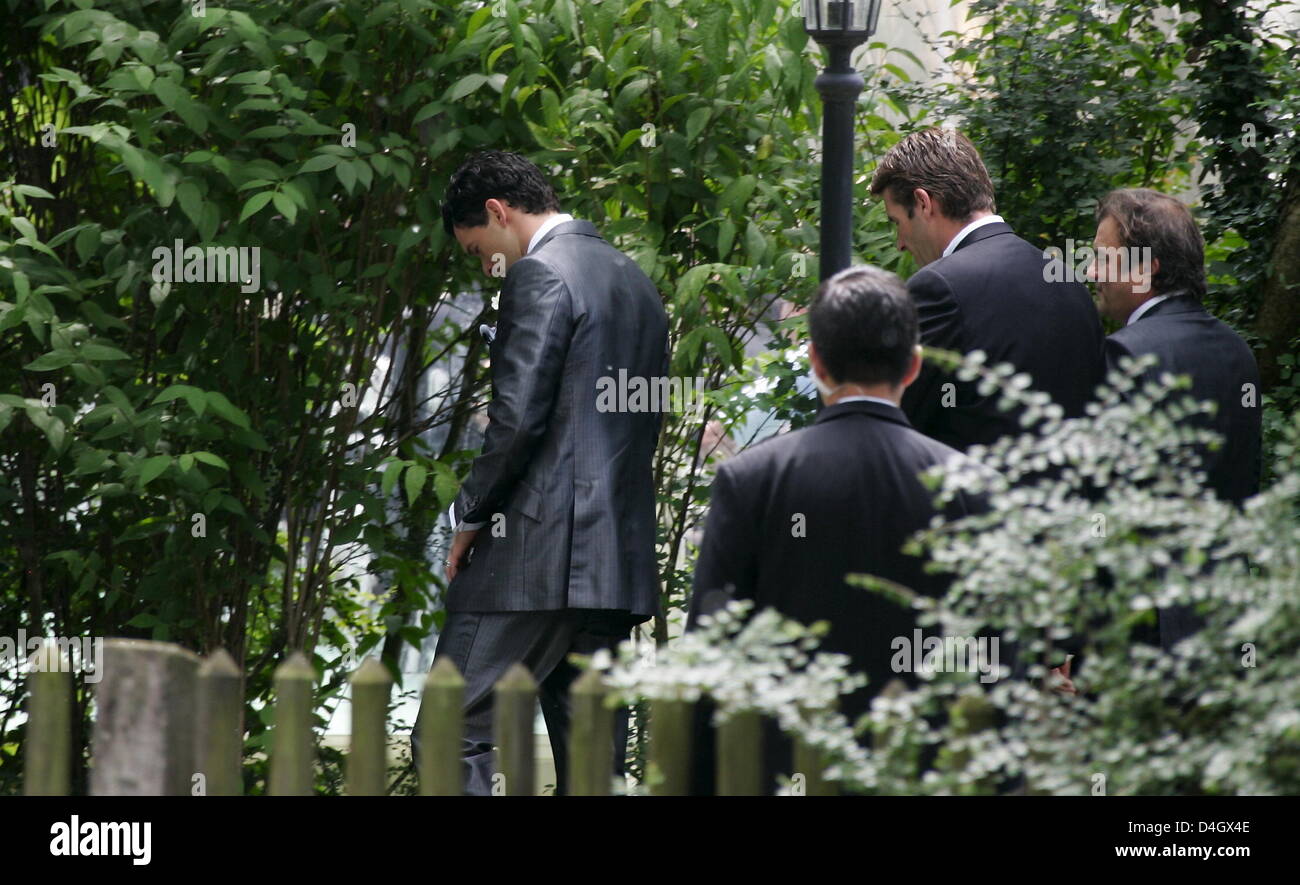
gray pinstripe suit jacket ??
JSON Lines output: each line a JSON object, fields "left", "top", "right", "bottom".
{"left": 447, "top": 220, "right": 670, "bottom": 622}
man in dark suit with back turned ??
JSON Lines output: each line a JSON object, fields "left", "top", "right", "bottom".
{"left": 1089, "top": 187, "right": 1262, "bottom": 649}
{"left": 869, "top": 128, "right": 1105, "bottom": 452}
{"left": 686, "top": 265, "right": 990, "bottom": 794}
{"left": 411, "top": 151, "right": 669, "bottom": 795}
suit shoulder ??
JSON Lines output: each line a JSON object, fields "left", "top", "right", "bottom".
{"left": 714, "top": 424, "right": 825, "bottom": 483}
{"left": 506, "top": 252, "right": 567, "bottom": 286}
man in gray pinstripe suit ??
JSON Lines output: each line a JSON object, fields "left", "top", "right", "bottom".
{"left": 411, "top": 151, "right": 669, "bottom": 795}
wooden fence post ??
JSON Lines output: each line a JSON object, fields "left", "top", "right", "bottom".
{"left": 419, "top": 657, "right": 464, "bottom": 796}
{"left": 716, "top": 709, "right": 761, "bottom": 796}
{"left": 347, "top": 656, "right": 391, "bottom": 796}
{"left": 649, "top": 697, "right": 692, "bottom": 796}
{"left": 196, "top": 648, "right": 243, "bottom": 796}
{"left": 24, "top": 641, "right": 71, "bottom": 796}
{"left": 568, "top": 667, "right": 613, "bottom": 796}
{"left": 90, "top": 639, "right": 201, "bottom": 795}
{"left": 793, "top": 696, "right": 841, "bottom": 796}
{"left": 494, "top": 663, "right": 536, "bottom": 796}
{"left": 269, "top": 651, "right": 315, "bottom": 796}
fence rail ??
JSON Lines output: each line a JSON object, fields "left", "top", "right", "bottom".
{"left": 22, "top": 638, "right": 841, "bottom": 796}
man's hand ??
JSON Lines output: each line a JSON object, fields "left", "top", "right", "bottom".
{"left": 446, "top": 529, "right": 480, "bottom": 582}
{"left": 1047, "top": 655, "right": 1077, "bottom": 696}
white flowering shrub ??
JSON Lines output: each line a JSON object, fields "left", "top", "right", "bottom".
{"left": 592, "top": 349, "right": 1300, "bottom": 795}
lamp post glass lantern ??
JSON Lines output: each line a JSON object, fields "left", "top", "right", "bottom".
{"left": 801, "top": 0, "right": 882, "bottom": 42}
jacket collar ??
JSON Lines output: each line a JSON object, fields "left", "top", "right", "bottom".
{"left": 1131, "top": 290, "right": 1200, "bottom": 321}
{"left": 949, "top": 220, "right": 1015, "bottom": 254}
{"left": 531, "top": 219, "right": 602, "bottom": 253}
{"left": 814, "top": 397, "right": 913, "bottom": 429}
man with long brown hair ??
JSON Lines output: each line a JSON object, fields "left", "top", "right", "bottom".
{"left": 870, "top": 128, "right": 1104, "bottom": 451}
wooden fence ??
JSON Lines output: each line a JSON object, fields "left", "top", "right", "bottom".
{"left": 21, "top": 638, "right": 840, "bottom": 796}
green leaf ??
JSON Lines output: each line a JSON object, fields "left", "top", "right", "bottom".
{"left": 77, "top": 343, "right": 131, "bottom": 361}
{"left": 686, "top": 107, "right": 711, "bottom": 145}
{"left": 248, "top": 125, "right": 291, "bottom": 138}
{"left": 175, "top": 180, "right": 202, "bottom": 228}
{"left": 448, "top": 73, "right": 488, "bottom": 102}
{"left": 25, "top": 406, "right": 66, "bottom": 452}
{"left": 239, "top": 191, "right": 273, "bottom": 222}
{"left": 75, "top": 225, "right": 101, "bottom": 262}
{"left": 305, "top": 39, "right": 327, "bottom": 66}
{"left": 192, "top": 451, "right": 229, "bottom": 470}
{"left": 745, "top": 221, "right": 767, "bottom": 265}
{"left": 433, "top": 462, "right": 460, "bottom": 509}
{"left": 336, "top": 161, "right": 357, "bottom": 193}
{"left": 404, "top": 463, "right": 428, "bottom": 506}
{"left": 199, "top": 203, "right": 219, "bottom": 242}
{"left": 14, "top": 184, "right": 55, "bottom": 199}
{"left": 206, "top": 391, "right": 251, "bottom": 429}
{"left": 541, "top": 88, "right": 561, "bottom": 127}
{"left": 381, "top": 459, "right": 405, "bottom": 497}
{"left": 24, "top": 350, "right": 75, "bottom": 371}
{"left": 11, "top": 216, "right": 39, "bottom": 242}
{"left": 300, "top": 153, "right": 340, "bottom": 173}
{"left": 717, "top": 219, "right": 736, "bottom": 256}
{"left": 139, "top": 455, "right": 171, "bottom": 488}
{"left": 153, "top": 384, "right": 207, "bottom": 416}
{"left": 272, "top": 190, "right": 297, "bottom": 223}
{"left": 718, "top": 174, "right": 757, "bottom": 217}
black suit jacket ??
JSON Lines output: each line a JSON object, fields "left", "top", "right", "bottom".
{"left": 449, "top": 220, "right": 670, "bottom": 621}
{"left": 1104, "top": 294, "right": 1262, "bottom": 505}
{"left": 902, "top": 222, "right": 1105, "bottom": 451}
{"left": 685, "top": 399, "right": 989, "bottom": 792}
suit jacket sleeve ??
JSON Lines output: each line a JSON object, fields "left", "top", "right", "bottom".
{"left": 453, "top": 257, "right": 573, "bottom": 525}
{"left": 1101, "top": 335, "right": 1132, "bottom": 379}
{"left": 686, "top": 462, "right": 757, "bottom": 630}
{"left": 901, "top": 267, "right": 963, "bottom": 434}
{"left": 653, "top": 339, "right": 672, "bottom": 442}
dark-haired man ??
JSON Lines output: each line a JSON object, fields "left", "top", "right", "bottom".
{"left": 1089, "top": 188, "right": 1262, "bottom": 649}
{"left": 870, "top": 128, "right": 1104, "bottom": 451}
{"left": 412, "top": 150, "right": 669, "bottom": 795}
{"left": 685, "top": 265, "right": 990, "bottom": 794}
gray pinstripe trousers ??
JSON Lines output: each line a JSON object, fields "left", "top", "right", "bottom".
{"left": 410, "top": 608, "right": 635, "bottom": 795}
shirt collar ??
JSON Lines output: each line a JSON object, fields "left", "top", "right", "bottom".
{"left": 1126, "top": 293, "right": 1172, "bottom": 326}
{"left": 527, "top": 213, "right": 574, "bottom": 254}
{"left": 942, "top": 214, "right": 1005, "bottom": 258}
{"left": 833, "top": 395, "right": 899, "bottom": 408}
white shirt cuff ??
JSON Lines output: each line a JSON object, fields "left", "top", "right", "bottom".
{"left": 447, "top": 500, "right": 485, "bottom": 532}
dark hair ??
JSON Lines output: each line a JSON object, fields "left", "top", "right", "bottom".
{"left": 869, "top": 128, "right": 996, "bottom": 221}
{"left": 809, "top": 265, "right": 918, "bottom": 387}
{"left": 441, "top": 150, "right": 561, "bottom": 237}
{"left": 1095, "top": 188, "right": 1206, "bottom": 301}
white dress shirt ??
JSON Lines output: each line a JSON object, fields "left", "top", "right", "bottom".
{"left": 449, "top": 212, "right": 575, "bottom": 534}
{"left": 834, "top": 395, "right": 899, "bottom": 408}
{"left": 1126, "top": 293, "right": 1171, "bottom": 326}
{"left": 941, "top": 214, "right": 1005, "bottom": 258}
{"left": 527, "top": 212, "right": 574, "bottom": 255}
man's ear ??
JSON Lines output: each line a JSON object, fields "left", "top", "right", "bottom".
{"left": 900, "top": 345, "right": 923, "bottom": 390}
{"left": 809, "top": 341, "right": 830, "bottom": 385}
{"left": 485, "top": 198, "right": 508, "bottom": 227}
{"left": 913, "top": 188, "right": 933, "bottom": 218}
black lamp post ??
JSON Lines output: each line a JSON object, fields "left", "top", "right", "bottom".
{"left": 802, "top": 0, "right": 883, "bottom": 282}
